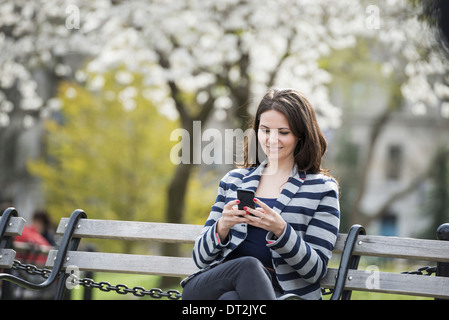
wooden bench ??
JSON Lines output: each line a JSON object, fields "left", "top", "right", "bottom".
{"left": 2, "top": 208, "right": 449, "bottom": 300}
{"left": 44, "top": 212, "right": 449, "bottom": 300}
{"left": 47, "top": 217, "right": 203, "bottom": 279}
{"left": 321, "top": 224, "right": 449, "bottom": 299}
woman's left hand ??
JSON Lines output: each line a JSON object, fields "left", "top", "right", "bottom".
{"left": 243, "top": 198, "right": 286, "bottom": 238}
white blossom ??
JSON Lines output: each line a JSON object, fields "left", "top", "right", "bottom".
{"left": 0, "top": 0, "right": 448, "bottom": 129}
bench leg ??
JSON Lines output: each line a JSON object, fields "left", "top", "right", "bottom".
{"left": 0, "top": 208, "right": 18, "bottom": 300}
{"left": 0, "top": 207, "right": 18, "bottom": 249}
{"left": 54, "top": 235, "right": 82, "bottom": 300}
{"left": 330, "top": 224, "right": 366, "bottom": 300}
{"left": 436, "top": 223, "right": 449, "bottom": 300}
{"left": 0, "top": 209, "right": 87, "bottom": 293}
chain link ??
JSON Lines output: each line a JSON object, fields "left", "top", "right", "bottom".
{"left": 401, "top": 266, "right": 437, "bottom": 276}
{"left": 12, "top": 259, "right": 53, "bottom": 279}
{"left": 73, "top": 276, "right": 182, "bottom": 299}
{"left": 69, "top": 274, "right": 182, "bottom": 299}
{"left": 11, "top": 259, "right": 182, "bottom": 300}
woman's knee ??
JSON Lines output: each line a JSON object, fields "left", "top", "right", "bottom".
{"left": 240, "top": 257, "right": 266, "bottom": 270}
{"left": 232, "top": 257, "right": 276, "bottom": 299}
{"left": 235, "top": 256, "right": 263, "bottom": 268}
{"left": 234, "top": 257, "right": 270, "bottom": 279}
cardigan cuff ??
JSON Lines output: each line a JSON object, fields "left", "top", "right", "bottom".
{"left": 266, "top": 223, "right": 289, "bottom": 249}
{"left": 212, "top": 221, "right": 231, "bottom": 248}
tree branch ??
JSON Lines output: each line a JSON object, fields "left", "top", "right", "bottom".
{"left": 154, "top": 48, "right": 191, "bottom": 126}
{"left": 363, "top": 170, "right": 428, "bottom": 226}
{"left": 363, "top": 147, "right": 449, "bottom": 227}
{"left": 267, "top": 33, "right": 295, "bottom": 87}
{"left": 349, "top": 84, "right": 403, "bottom": 225}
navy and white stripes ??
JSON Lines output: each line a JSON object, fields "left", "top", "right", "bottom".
{"left": 186, "top": 161, "right": 340, "bottom": 300}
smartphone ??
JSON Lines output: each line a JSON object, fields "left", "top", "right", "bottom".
{"left": 237, "top": 189, "right": 255, "bottom": 210}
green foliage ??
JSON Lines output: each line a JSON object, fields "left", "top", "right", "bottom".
{"left": 28, "top": 67, "right": 222, "bottom": 252}
{"left": 29, "top": 68, "right": 176, "bottom": 230}
{"left": 184, "top": 169, "right": 217, "bottom": 226}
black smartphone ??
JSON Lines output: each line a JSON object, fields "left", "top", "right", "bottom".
{"left": 237, "top": 189, "right": 255, "bottom": 210}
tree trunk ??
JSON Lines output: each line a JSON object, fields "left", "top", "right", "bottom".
{"left": 166, "top": 163, "right": 194, "bottom": 225}
{"left": 160, "top": 163, "right": 194, "bottom": 287}
{"left": 348, "top": 107, "right": 392, "bottom": 225}
{"left": 349, "top": 84, "right": 402, "bottom": 226}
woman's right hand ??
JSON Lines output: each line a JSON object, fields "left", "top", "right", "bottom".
{"left": 216, "top": 199, "right": 247, "bottom": 243}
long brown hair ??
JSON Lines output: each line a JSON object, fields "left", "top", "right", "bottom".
{"left": 241, "top": 88, "right": 328, "bottom": 175}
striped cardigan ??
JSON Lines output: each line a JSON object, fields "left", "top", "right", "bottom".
{"left": 183, "top": 161, "right": 340, "bottom": 300}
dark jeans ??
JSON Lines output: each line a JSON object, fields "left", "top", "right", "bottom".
{"left": 182, "top": 256, "right": 281, "bottom": 300}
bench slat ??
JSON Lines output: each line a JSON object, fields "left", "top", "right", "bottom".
{"left": 0, "top": 249, "right": 16, "bottom": 268}
{"left": 2, "top": 216, "right": 26, "bottom": 237}
{"left": 57, "top": 218, "right": 449, "bottom": 262}
{"left": 44, "top": 249, "right": 449, "bottom": 299}
{"left": 333, "top": 234, "right": 449, "bottom": 262}
{"left": 322, "top": 268, "right": 449, "bottom": 299}
{"left": 56, "top": 218, "right": 203, "bottom": 243}
{"left": 45, "top": 250, "right": 199, "bottom": 277}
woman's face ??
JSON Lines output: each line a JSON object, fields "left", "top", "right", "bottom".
{"left": 257, "top": 109, "right": 299, "bottom": 165}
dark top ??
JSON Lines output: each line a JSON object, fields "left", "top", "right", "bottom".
{"left": 226, "top": 198, "right": 282, "bottom": 291}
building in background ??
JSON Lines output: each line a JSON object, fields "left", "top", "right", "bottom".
{"left": 327, "top": 77, "right": 449, "bottom": 238}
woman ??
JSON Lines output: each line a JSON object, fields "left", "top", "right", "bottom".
{"left": 181, "top": 88, "right": 340, "bottom": 300}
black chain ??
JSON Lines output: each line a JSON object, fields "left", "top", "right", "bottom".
{"left": 11, "top": 259, "right": 182, "bottom": 300}
{"left": 401, "top": 266, "right": 437, "bottom": 276}
{"left": 73, "top": 276, "right": 182, "bottom": 299}
{"left": 12, "top": 259, "right": 53, "bottom": 279}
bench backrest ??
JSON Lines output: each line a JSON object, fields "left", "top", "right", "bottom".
{"left": 0, "top": 216, "right": 26, "bottom": 269}
{"left": 45, "top": 218, "right": 449, "bottom": 299}
{"left": 46, "top": 218, "right": 203, "bottom": 277}
{"left": 322, "top": 233, "right": 449, "bottom": 299}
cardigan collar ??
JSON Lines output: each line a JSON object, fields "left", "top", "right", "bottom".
{"left": 240, "top": 159, "right": 306, "bottom": 214}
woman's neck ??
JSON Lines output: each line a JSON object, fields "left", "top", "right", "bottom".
{"left": 264, "top": 157, "right": 295, "bottom": 176}
{"left": 256, "top": 158, "right": 295, "bottom": 198}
